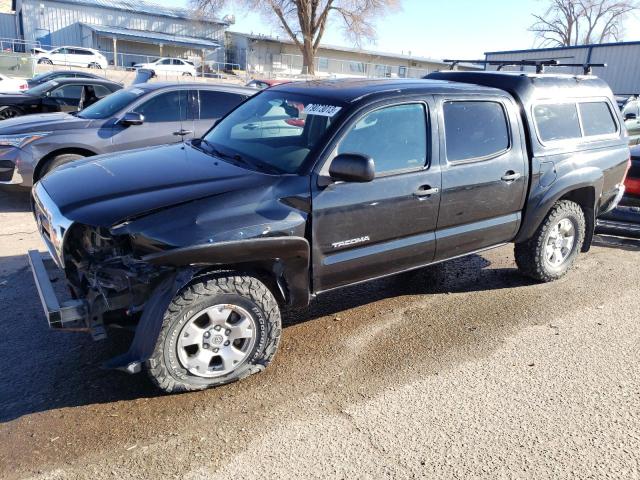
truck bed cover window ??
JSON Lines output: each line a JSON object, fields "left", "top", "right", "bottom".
{"left": 533, "top": 103, "right": 582, "bottom": 142}
{"left": 337, "top": 103, "right": 428, "bottom": 173}
{"left": 443, "top": 101, "right": 509, "bottom": 162}
{"left": 579, "top": 102, "right": 617, "bottom": 137}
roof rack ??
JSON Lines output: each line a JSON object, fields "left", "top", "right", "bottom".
{"left": 443, "top": 59, "right": 606, "bottom": 75}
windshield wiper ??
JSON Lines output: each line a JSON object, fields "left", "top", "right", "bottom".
{"left": 201, "top": 139, "right": 252, "bottom": 167}
{"left": 200, "top": 139, "right": 282, "bottom": 174}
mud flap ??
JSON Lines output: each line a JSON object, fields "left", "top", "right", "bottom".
{"left": 102, "top": 270, "right": 189, "bottom": 374}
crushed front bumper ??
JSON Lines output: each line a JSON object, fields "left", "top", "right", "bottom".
{"left": 27, "top": 250, "right": 88, "bottom": 330}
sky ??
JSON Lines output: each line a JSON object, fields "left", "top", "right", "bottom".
{"left": 160, "top": 0, "right": 640, "bottom": 59}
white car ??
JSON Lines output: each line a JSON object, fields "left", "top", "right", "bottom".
{"left": 133, "top": 57, "right": 197, "bottom": 77}
{"left": 34, "top": 47, "right": 108, "bottom": 69}
{"left": 0, "top": 73, "right": 28, "bottom": 93}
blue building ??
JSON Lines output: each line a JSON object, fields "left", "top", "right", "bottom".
{"left": 10, "top": 0, "right": 229, "bottom": 67}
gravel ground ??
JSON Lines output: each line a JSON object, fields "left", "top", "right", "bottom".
{"left": 0, "top": 186, "right": 639, "bottom": 479}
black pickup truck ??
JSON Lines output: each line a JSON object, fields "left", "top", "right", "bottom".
{"left": 28, "top": 72, "right": 629, "bottom": 392}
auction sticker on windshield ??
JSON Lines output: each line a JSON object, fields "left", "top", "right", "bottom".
{"left": 303, "top": 104, "right": 342, "bottom": 117}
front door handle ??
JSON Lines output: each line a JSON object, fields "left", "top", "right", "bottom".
{"left": 414, "top": 185, "right": 440, "bottom": 197}
{"left": 173, "top": 129, "right": 193, "bottom": 136}
{"left": 501, "top": 171, "right": 522, "bottom": 182}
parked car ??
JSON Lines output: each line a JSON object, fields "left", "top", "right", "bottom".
{"left": 597, "top": 144, "right": 640, "bottom": 236}
{"left": 621, "top": 97, "right": 640, "bottom": 145}
{"left": 246, "top": 78, "right": 290, "bottom": 89}
{"left": 28, "top": 74, "right": 628, "bottom": 393}
{"left": 133, "top": 58, "right": 197, "bottom": 77}
{"left": 0, "top": 77, "right": 121, "bottom": 120}
{"left": 27, "top": 70, "right": 108, "bottom": 88}
{"left": 0, "top": 73, "right": 28, "bottom": 93}
{"left": 34, "top": 46, "right": 108, "bottom": 69}
{"left": 0, "top": 82, "right": 253, "bottom": 186}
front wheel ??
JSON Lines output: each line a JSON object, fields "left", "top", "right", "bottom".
{"left": 146, "top": 273, "right": 282, "bottom": 393}
{"left": 38, "top": 58, "right": 53, "bottom": 65}
{"left": 88, "top": 62, "right": 102, "bottom": 69}
{"left": 515, "top": 200, "right": 585, "bottom": 282}
{"left": 182, "top": 71, "right": 193, "bottom": 77}
{"left": 39, "top": 153, "right": 85, "bottom": 180}
{"left": 0, "top": 106, "right": 23, "bottom": 120}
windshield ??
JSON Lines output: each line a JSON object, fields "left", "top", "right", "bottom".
{"left": 203, "top": 90, "right": 344, "bottom": 174}
{"left": 26, "top": 80, "right": 58, "bottom": 95}
{"left": 77, "top": 87, "right": 147, "bottom": 119}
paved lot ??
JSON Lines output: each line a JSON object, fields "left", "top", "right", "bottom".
{"left": 0, "top": 186, "right": 639, "bottom": 479}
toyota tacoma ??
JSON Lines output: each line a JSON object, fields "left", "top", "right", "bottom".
{"left": 28, "top": 72, "right": 629, "bottom": 392}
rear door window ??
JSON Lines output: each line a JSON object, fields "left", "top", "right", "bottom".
{"left": 443, "top": 101, "right": 510, "bottom": 162}
{"left": 579, "top": 102, "right": 617, "bottom": 137}
{"left": 92, "top": 85, "right": 112, "bottom": 98}
{"left": 198, "top": 90, "right": 244, "bottom": 119}
{"left": 50, "top": 84, "right": 83, "bottom": 99}
{"left": 533, "top": 103, "right": 582, "bottom": 142}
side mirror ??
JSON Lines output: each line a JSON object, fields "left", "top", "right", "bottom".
{"left": 120, "top": 112, "right": 144, "bottom": 126}
{"left": 329, "top": 153, "right": 375, "bottom": 183}
{"left": 625, "top": 112, "right": 637, "bottom": 121}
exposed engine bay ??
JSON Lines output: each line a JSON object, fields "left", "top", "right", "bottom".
{"left": 62, "top": 225, "right": 168, "bottom": 336}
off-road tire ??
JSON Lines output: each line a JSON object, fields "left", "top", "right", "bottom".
{"left": 39, "top": 153, "right": 85, "bottom": 180}
{"left": 515, "top": 200, "right": 585, "bottom": 282}
{"left": 146, "top": 273, "right": 282, "bottom": 393}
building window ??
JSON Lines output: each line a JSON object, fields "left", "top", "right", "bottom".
{"left": 318, "top": 57, "right": 329, "bottom": 71}
{"left": 349, "top": 61, "right": 366, "bottom": 74}
{"left": 374, "top": 64, "right": 392, "bottom": 78}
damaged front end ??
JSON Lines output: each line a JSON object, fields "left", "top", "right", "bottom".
{"left": 29, "top": 183, "right": 170, "bottom": 340}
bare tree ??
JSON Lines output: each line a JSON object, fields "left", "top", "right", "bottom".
{"left": 193, "top": 0, "right": 401, "bottom": 75}
{"left": 530, "top": 0, "right": 638, "bottom": 47}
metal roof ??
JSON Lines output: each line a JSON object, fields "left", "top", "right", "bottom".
{"left": 485, "top": 40, "right": 640, "bottom": 56}
{"left": 49, "top": 0, "right": 227, "bottom": 24}
{"left": 227, "top": 31, "right": 481, "bottom": 69}
{"left": 83, "top": 24, "right": 222, "bottom": 50}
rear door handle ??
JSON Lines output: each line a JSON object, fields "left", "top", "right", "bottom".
{"left": 173, "top": 129, "right": 193, "bottom": 136}
{"left": 414, "top": 185, "right": 440, "bottom": 197}
{"left": 501, "top": 171, "right": 522, "bottom": 182}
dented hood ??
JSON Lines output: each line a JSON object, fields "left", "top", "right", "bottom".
{"left": 39, "top": 142, "right": 276, "bottom": 227}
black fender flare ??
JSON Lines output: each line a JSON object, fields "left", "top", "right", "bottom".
{"left": 515, "top": 166, "right": 603, "bottom": 250}
{"left": 143, "top": 236, "right": 311, "bottom": 308}
{"left": 104, "top": 237, "right": 310, "bottom": 374}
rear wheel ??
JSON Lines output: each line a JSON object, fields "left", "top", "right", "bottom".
{"left": 39, "top": 153, "right": 85, "bottom": 180}
{"left": 182, "top": 72, "right": 193, "bottom": 77}
{"left": 515, "top": 200, "right": 585, "bottom": 282}
{"left": 146, "top": 273, "right": 282, "bottom": 393}
{"left": 0, "top": 106, "right": 23, "bottom": 120}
